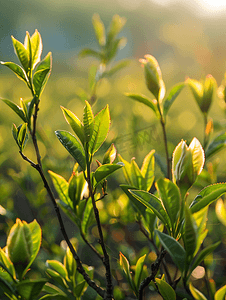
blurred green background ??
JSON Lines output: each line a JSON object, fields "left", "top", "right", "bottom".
{"left": 1, "top": 0, "right": 226, "bottom": 298}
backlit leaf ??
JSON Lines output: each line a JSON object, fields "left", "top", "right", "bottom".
{"left": 89, "top": 105, "right": 110, "bottom": 154}
{"left": 55, "top": 130, "right": 86, "bottom": 171}
{"left": 94, "top": 163, "right": 123, "bottom": 187}
{"left": 190, "top": 183, "right": 226, "bottom": 213}
{"left": 134, "top": 254, "right": 146, "bottom": 292}
{"left": 163, "top": 82, "right": 184, "bottom": 116}
{"left": 216, "top": 198, "right": 226, "bottom": 226}
{"left": 30, "top": 29, "right": 42, "bottom": 70}
{"left": 205, "top": 132, "right": 226, "bottom": 159}
{"left": 83, "top": 100, "right": 94, "bottom": 143}
{"left": 11, "top": 35, "right": 30, "bottom": 73}
{"left": 155, "top": 278, "right": 176, "bottom": 300}
{"left": 141, "top": 150, "right": 155, "bottom": 191}
{"left": 61, "top": 106, "right": 84, "bottom": 145}
{"left": 0, "top": 62, "right": 28, "bottom": 83}
{"left": 189, "top": 283, "right": 208, "bottom": 300}
{"left": 1, "top": 99, "right": 26, "bottom": 122}
{"left": 125, "top": 93, "right": 158, "bottom": 115}
{"left": 17, "top": 279, "right": 48, "bottom": 300}
{"left": 92, "top": 14, "right": 106, "bottom": 46}
{"left": 156, "top": 230, "right": 186, "bottom": 272}
{"left": 215, "top": 285, "right": 226, "bottom": 300}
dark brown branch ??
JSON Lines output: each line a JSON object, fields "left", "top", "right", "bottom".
{"left": 80, "top": 231, "right": 104, "bottom": 261}
{"left": 138, "top": 249, "right": 167, "bottom": 300}
{"left": 86, "top": 167, "right": 113, "bottom": 300}
{"left": 19, "top": 152, "right": 105, "bottom": 298}
{"left": 136, "top": 220, "right": 172, "bottom": 286}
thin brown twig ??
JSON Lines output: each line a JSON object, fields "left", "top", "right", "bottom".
{"left": 19, "top": 151, "right": 105, "bottom": 297}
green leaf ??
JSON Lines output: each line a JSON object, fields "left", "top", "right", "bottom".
{"left": 89, "top": 105, "right": 110, "bottom": 154}
{"left": 22, "top": 219, "right": 42, "bottom": 278}
{"left": 11, "top": 35, "right": 30, "bottom": 73}
{"left": 92, "top": 14, "right": 106, "bottom": 46}
{"left": 205, "top": 132, "right": 226, "bottom": 159}
{"left": 155, "top": 230, "right": 186, "bottom": 272}
{"left": 190, "top": 183, "right": 226, "bottom": 214}
{"left": 189, "top": 283, "right": 208, "bottom": 300}
{"left": 79, "top": 48, "right": 102, "bottom": 60}
{"left": 141, "top": 150, "right": 155, "bottom": 191}
{"left": 48, "top": 170, "right": 71, "bottom": 207}
{"left": 119, "top": 252, "right": 134, "bottom": 290}
{"left": 83, "top": 100, "right": 94, "bottom": 143}
{"left": 7, "top": 219, "right": 33, "bottom": 280}
{"left": 215, "top": 285, "right": 226, "bottom": 300}
{"left": 0, "top": 249, "right": 16, "bottom": 280}
{"left": 64, "top": 246, "right": 76, "bottom": 281}
{"left": 107, "top": 14, "right": 126, "bottom": 45}
{"left": 183, "top": 205, "right": 197, "bottom": 260}
{"left": 131, "top": 159, "right": 146, "bottom": 190}
{"left": 163, "top": 82, "right": 184, "bottom": 116}
{"left": 33, "top": 52, "right": 52, "bottom": 97}
{"left": 46, "top": 268, "right": 68, "bottom": 289}
{"left": 74, "top": 281, "right": 87, "bottom": 298}
{"left": 1, "top": 99, "right": 27, "bottom": 122}
{"left": 39, "top": 294, "right": 68, "bottom": 300}
{"left": 30, "top": 29, "right": 43, "bottom": 70}
{"left": 47, "top": 260, "right": 67, "bottom": 278}
{"left": 156, "top": 178, "right": 181, "bottom": 234}
{"left": 61, "top": 106, "right": 84, "bottom": 145}
{"left": 81, "top": 198, "right": 93, "bottom": 235}
{"left": 55, "top": 130, "right": 86, "bottom": 171}
{"left": 187, "top": 241, "right": 220, "bottom": 280}
{"left": 17, "top": 123, "right": 28, "bottom": 151}
{"left": 94, "top": 163, "right": 123, "bottom": 187}
{"left": 0, "top": 61, "right": 28, "bottom": 83}
{"left": 17, "top": 279, "right": 48, "bottom": 300}
{"left": 120, "top": 185, "right": 146, "bottom": 216}
{"left": 104, "top": 60, "right": 130, "bottom": 77}
{"left": 155, "top": 278, "right": 176, "bottom": 300}
{"left": 125, "top": 93, "right": 158, "bottom": 115}
{"left": 134, "top": 254, "right": 146, "bottom": 292}
{"left": 118, "top": 154, "right": 133, "bottom": 186}
{"left": 129, "top": 190, "right": 171, "bottom": 232}
{"left": 103, "top": 143, "right": 117, "bottom": 164}
{"left": 68, "top": 172, "right": 86, "bottom": 207}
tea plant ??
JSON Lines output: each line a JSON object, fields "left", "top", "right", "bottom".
{"left": 0, "top": 14, "right": 226, "bottom": 300}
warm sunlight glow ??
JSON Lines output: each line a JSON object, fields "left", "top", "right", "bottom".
{"left": 150, "top": 0, "right": 226, "bottom": 16}
{"left": 199, "top": 0, "right": 226, "bottom": 13}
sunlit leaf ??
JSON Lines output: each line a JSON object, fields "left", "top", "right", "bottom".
{"left": 11, "top": 35, "right": 30, "bottom": 73}
{"left": 130, "top": 190, "right": 171, "bottom": 232}
{"left": 83, "top": 100, "right": 94, "bottom": 143}
{"left": 131, "top": 159, "right": 146, "bottom": 190}
{"left": 30, "top": 29, "right": 43, "bottom": 70}
{"left": 155, "top": 278, "right": 176, "bottom": 300}
{"left": 46, "top": 268, "right": 68, "bottom": 289}
{"left": 214, "top": 285, "right": 226, "bottom": 300}
{"left": 120, "top": 185, "right": 146, "bottom": 216}
{"left": 48, "top": 170, "right": 71, "bottom": 207}
{"left": 125, "top": 93, "right": 158, "bottom": 115}
{"left": 81, "top": 198, "right": 93, "bottom": 235}
{"left": 1, "top": 99, "right": 27, "bottom": 122}
{"left": 187, "top": 241, "right": 220, "bottom": 281}
{"left": 17, "top": 279, "right": 47, "bottom": 300}
{"left": 0, "top": 62, "right": 28, "bottom": 83}
{"left": 205, "top": 132, "right": 226, "bottom": 159}
{"left": 55, "top": 130, "right": 86, "bottom": 171}
{"left": 33, "top": 52, "right": 52, "bottom": 97}
{"left": 163, "top": 82, "right": 184, "bottom": 116}
{"left": 190, "top": 183, "right": 226, "bottom": 214}
{"left": 141, "top": 150, "right": 155, "bottom": 191}
{"left": 156, "top": 178, "right": 181, "bottom": 234}
{"left": 189, "top": 283, "right": 208, "bottom": 300}
{"left": 94, "top": 163, "right": 123, "bottom": 187}
{"left": 92, "top": 14, "right": 106, "bottom": 46}
{"left": 183, "top": 205, "right": 197, "bottom": 261}
{"left": 103, "top": 143, "right": 117, "bottom": 164}
{"left": 22, "top": 219, "right": 42, "bottom": 278}
{"left": 134, "top": 254, "right": 146, "bottom": 292}
{"left": 89, "top": 105, "right": 110, "bottom": 154}
{"left": 61, "top": 106, "right": 84, "bottom": 145}
{"left": 119, "top": 252, "right": 134, "bottom": 290}
{"left": 79, "top": 48, "right": 102, "bottom": 60}
{"left": 107, "top": 14, "right": 126, "bottom": 45}
{"left": 156, "top": 230, "right": 186, "bottom": 272}
{"left": 47, "top": 260, "right": 67, "bottom": 278}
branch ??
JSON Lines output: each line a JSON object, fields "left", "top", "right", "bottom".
{"left": 86, "top": 165, "right": 113, "bottom": 300}
{"left": 138, "top": 249, "right": 167, "bottom": 300}
{"left": 19, "top": 153, "right": 105, "bottom": 297}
